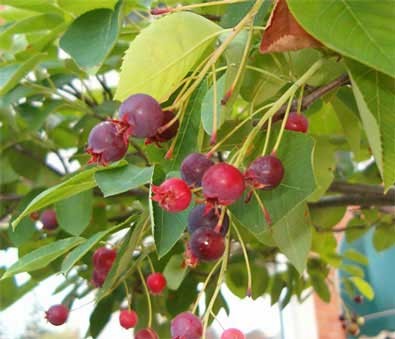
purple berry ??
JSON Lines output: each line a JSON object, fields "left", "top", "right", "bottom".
{"left": 189, "top": 227, "right": 225, "bottom": 261}
{"left": 188, "top": 204, "right": 229, "bottom": 236}
{"left": 40, "top": 209, "right": 58, "bottom": 230}
{"left": 180, "top": 153, "right": 214, "bottom": 187}
{"left": 245, "top": 155, "right": 284, "bottom": 190}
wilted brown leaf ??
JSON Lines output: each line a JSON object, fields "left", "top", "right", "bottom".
{"left": 260, "top": 0, "right": 322, "bottom": 54}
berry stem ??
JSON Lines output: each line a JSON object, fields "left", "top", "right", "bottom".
{"left": 146, "top": 256, "right": 155, "bottom": 273}
{"left": 138, "top": 267, "right": 152, "bottom": 328}
{"left": 215, "top": 207, "right": 227, "bottom": 233}
{"left": 211, "top": 64, "right": 218, "bottom": 145}
{"left": 232, "top": 222, "right": 252, "bottom": 297}
{"left": 261, "top": 116, "right": 272, "bottom": 156}
{"left": 296, "top": 85, "right": 305, "bottom": 114}
{"left": 123, "top": 281, "right": 132, "bottom": 311}
{"left": 272, "top": 94, "right": 294, "bottom": 154}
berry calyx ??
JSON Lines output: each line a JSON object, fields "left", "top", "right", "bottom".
{"left": 146, "top": 272, "right": 167, "bottom": 295}
{"left": 119, "top": 94, "right": 164, "bottom": 138}
{"left": 45, "top": 304, "right": 69, "bottom": 326}
{"left": 40, "top": 209, "right": 58, "bottom": 230}
{"left": 146, "top": 110, "right": 179, "bottom": 144}
{"left": 171, "top": 312, "right": 203, "bottom": 339}
{"left": 181, "top": 153, "right": 214, "bottom": 187}
{"left": 135, "top": 328, "right": 159, "bottom": 339}
{"left": 119, "top": 309, "right": 138, "bottom": 329}
{"left": 188, "top": 204, "right": 229, "bottom": 237}
{"left": 221, "top": 328, "right": 246, "bottom": 339}
{"left": 285, "top": 112, "right": 309, "bottom": 133}
{"left": 152, "top": 178, "right": 192, "bottom": 212}
{"left": 245, "top": 155, "right": 284, "bottom": 190}
{"left": 92, "top": 247, "right": 117, "bottom": 273}
{"left": 87, "top": 121, "right": 128, "bottom": 165}
{"left": 202, "top": 163, "right": 245, "bottom": 206}
{"left": 189, "top": 227, "right": 225, "bottom": 261}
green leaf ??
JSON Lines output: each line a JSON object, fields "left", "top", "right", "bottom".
{"left": 1, "top": 237, "right": 84, "bottom": 279}
{"left": 0, "top": 272, "right": 37, "bottom": 310}
{"left": 310, "top": 273, "right": 330, "bottom": 303}
{"left": 58, "top": 0, "right": 118, "bottom": 16}
{"left": 95, "top": 164, "right": 154, "bottom": 197}
{"left": 0, "top": 0, "right": 65, "bottom": 15}
{"left": 60, "top": 3, "right": 122, "bottom": 70}
{"left": 343, "top": 249, "right": 369, "bottom": 266}
{"left": 89, "top": 295, "right": 115, "bottom": 338}
{"left": 340, "top": 264, "right": 365, "bottom": 278}
{"left": 273, "top": 203, "right": 312, "bottom": 274}
{"left": 55, "top": 190, "right": 93, "bottom": 236}
{"left": 372, "top": 224, "right": 395, "bottom": 252}
{"left": 346, "top": 59, "right": 395, "bottom": 190}
{"left": 115, "top": 12, "right": 221, "bottom": 102}
{"left": 348, "top": 277, "right": 375, "bottom": 300}
{"left": 0, "top": 54, "right": 44, "bottom": 95}
{"left": 270, "top": 273, "right": 286, "bottom": 305}
{"left": 287, "top": 0, "right": 395, "bottom": 77}
{"left": 163, "top": 254, "right": 188, "bottom": 290}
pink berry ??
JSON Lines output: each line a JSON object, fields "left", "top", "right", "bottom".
{"left": 146, "top": 272, "right": 167, "bottom": 295}
{"left": 119, "top": 309, "right": 138, "bottom": 329}
{"left": 91, "top": 269, "right": 108, "bottom": 288}
{"left": 221, "top": 328, "right": 246, "bottom": 339}
{"left": 189, "top": 227, "right": 225, "bottom": 261}
{"left": 40, "top": 209, "right": 58, "bottom": 230}
{"left": 245, "top": 155, "right": 284, "bottom": 190}
{"left": 45, "top": 304, "right": 69, "bottom": 326}
{"left": 285, "top": 112, "right": 308, "bottom": 133}
{"left": 119, "top": 94, "right": 164, "bottom": 138}
{"left": 87, "top": 121, "right": 128, "bottom": 165}
{"left": 181, "top": 153, "right": 214, "bottom": 187}
{"left": 152, "top": 178, "right": 192, "bottom": 212}
{"left": 202, "top": 163, "right": 245, "bottom": 206}
{"left": 92, "top": 247, "right": 117, "bottom": 273}
{"left": 146, "top": 110, "right": 179, "bottom": 144}
{"left": 135, "top": 328, "right": 159, "bottom": 339}
{"left": 171, "top": 312, "right": 203, "bottom": 339}
{"left": 188, "top": 204, "right": 229, "bottom": 237}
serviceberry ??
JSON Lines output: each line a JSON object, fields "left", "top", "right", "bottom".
{"left": 221, "top": 328, "right": 246, "bottom": 339}
{"left": 354, "top": 295, "right": 364, "bottom": 304}
{"left": 119, "top": 93, "right": 164, "bottom": 138}
{"left": 189, "top": 227, "right": 225, "bottom": 261}
{"left": 45, "top": 304, "right": 69, "bottom": 326}
{"left": 171, "top": 312, "right": 203, "bottom": 339}
{"left": 245, "top": 155, "right": 284, "bottom": 190}
{"left": 135, "top": 328, "right": 159, "bottom": 339}
{"left": 146, "top": 110, "right": 179, "bottom": 144}
{"left": 92, "top": 247, "right": 117, "bottom": 273}
{"left": 87, "top": 121, "right": 128, "bottom": 165}
{"left": 285, "top": 112, "right": 308, "bottom": 133}
{"left": 152, "top": 178, "right": 192, "bottom": 212}
{"left": 188, "top": 204, "right": 229, "bottom": 236}
{"left": 40, "top": 209, "right": 58, "bottom": 230}
{"left": 181, "top": 153, "right": 214, "bottom": 187}
{"left": 91, "top": 268, "right": 107, "bottom": 288}
{"left": 119, "top": 309, "right": 138, "bottom": 329}
{"left": 146, "top": 272, "right": 167, "bottom": 295}
{"left": 202, "top": 163, "right": 245, "bottom": 206}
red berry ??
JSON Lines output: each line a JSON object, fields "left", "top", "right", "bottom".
{"left": 87, "top": 121, "right": 128, "bottom": 165}
{"left": 119, "top": 309, "right": 138, "bottom": 329}
{"left": 188, "top": 204, "right": 229, "bottom": 237}
{"left": 91, "top": 269, "right": 108, "bottom": 288}
{"left": 146, "top": 110, "right": 179, "bottom": 144}
{"left": 146, "top": 272, "right": 167, "bottom": 295}
{"left": 189, "top": 227, "right": 225, "bottom": 261}
{"left": 135, "top": 328, "right": 159, "bottom": 339}
{"left": 152, "top": 178, "right": 192, "bottom": 212}
{"left": 119, "top": 94, "right": 164, "bottom": 138}
{"left": 285, "top": 112, "right": 308, "bottom": 133}
{"left": 40, "top": 209, "right": 58, "bottom": 230}
{"left": 45, "top": 304, "right": 69, "bottom": 326}
{"left": 221, "top": 328, "right": 246, "bottom": 339}
{"left": 92, "top": 247, "right": 117, "bottom": 273}
{"left": 202, "top": 163, "right": 245, "bottom": 206}
{"left": 354, "top": 295, "right": 364, "bottom": 304}
{"left": 171, "top": 312, "right": 203, "bottom": 339}
{"left": 181, "top": 153, "right": 214, "bottom": 187}
{"left": 245, "top": 155, "right": 284, "bottom": 190}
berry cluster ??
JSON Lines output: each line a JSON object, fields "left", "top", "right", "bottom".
{"left": 91, "top": 247, "right": 117, "bottom": 287}
{"left": 339, "top": 313, "right": 364, "bottom": 336}
{"left": 87, "top": 94, "right": 178, "bottom": 165}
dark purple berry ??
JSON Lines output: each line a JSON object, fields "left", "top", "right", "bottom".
{"left": 245, "top": 155, "right": 284, "bottom": 190}
{"left": 40, "top": 209, "right": 58, "bottom": 230}
{"left": 189, "top": 227, "right": 225, "bottom": 261}
{"left": 146, "top": 110, "right": 179, "bottom": 144}
{"left": 180, "top": 153, "right": 214, "bottom": 187}
{"left": 188, "top": 204, "right": 229, "bottom": 236}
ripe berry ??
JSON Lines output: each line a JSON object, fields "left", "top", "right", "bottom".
{"left": 45, "top": 304, "right": 69, "bottom": 326}
{"left": 152, "top": 178, "right": 192, "bottom": 212}
{"left": 189, "top": 227, "right": 225, "bottom": 261}
{"left": 171, "top": 312, "right": 203, "bottom": 339}
{"left": 119, "top": 94, "right": 164, "bottom": 138}
{"left": 181, "top": 153, "right": 214, "bottom": 187}
{"left": 188, "top": 204, "right": 229, "bottom": 236}
{"left": 146, "top": 272, "right": 167, "bottom": 295}
{"left": 146, "top": 110, "right": 179, "bottom": 144}
{"left": 202, "top": 163, "right": 245, "bottom": 206}
{"left": 92, "top": 247, "right": 117, "bottom": 273}
{"left": 91, "top": 269, "right": 108, "bottom": 288}
{"left": 354, "top": 295, "right": 364, "bottom": 304}
{"left": 245, "top": 155, "right": 284, "bottom": 190}
{"left": 285, "top": 112, "right": 308, "bottom": 133}
{"left": 135, "top": 328, "right": 159, "bottom": 339}
{"left": 87, "top": 121, "right": 128, "bottom": 165}
{"left": 221, "top": 328, "right": 246, "bottom": 339}
{"left": 119, "top": 309, "right": 138, "bottom": 329}
{"left": 40, "top": 209, "right": 58, "bottom": 230}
